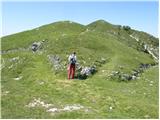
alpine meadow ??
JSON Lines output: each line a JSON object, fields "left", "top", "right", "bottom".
{"left": 1, "top": 20, "right": 159, "bottom": 118}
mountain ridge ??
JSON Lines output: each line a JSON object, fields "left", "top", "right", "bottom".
{"left": 1, "top": 19, "right": 159, "bottom": 118}
{"left": 2, "top": 19, "right": 158, "bottom": 38}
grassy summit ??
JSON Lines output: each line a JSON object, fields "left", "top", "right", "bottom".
{"left": 1, "top": 20, "right": 159, "bottom": 118}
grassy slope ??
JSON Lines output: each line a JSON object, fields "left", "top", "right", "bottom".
{"left": 1, "top": 21, "right": 86, "bottom": 51}
{"left": 1, "top": 52, "right": 159, "bottom": 118}
{"left": 1, "top": 20, "right": 159, "bottom": 118}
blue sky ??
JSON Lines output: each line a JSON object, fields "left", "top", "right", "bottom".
{"left": 2, "top": 1, "right": 158, "bottom": 37}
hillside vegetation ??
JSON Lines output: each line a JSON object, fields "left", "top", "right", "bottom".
{"left": 1, "top": 20, "right": 159, "bottom": 118}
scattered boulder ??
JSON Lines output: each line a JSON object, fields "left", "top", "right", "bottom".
{"left": 48, "top": 55, "right": 106, "bottom": 79}
{"left": 32, "top": 42, "right": 41, "bottom": 52}
{"left": 129, "top": 34, "right": 139, "bottom": 42}
{"left": 26, "top": 98, "right": 89, "bottom": 114}
{"left": 121, "top": 74, "right": 132, "bottom": 81}
{"left": 139, "top": 63, "right": 151, "bottom": 69}
{"left": 31, "top": 39, "right": 46, "bottom": 52}
{"left": 9, "top": 56, "right": 19, "bottom": 62}
{"left": 74, "top": 57, "right": 107, "bottom": 79}
{"left": 131, "top": 75, "right": 137, "bottom": 80}
{"left": 109, "top": 71, "right": 134, "bottom": 81}
{"left": 26, "top": 98, "right": 53, "bottom": 108}
{"left": 13, "top": 76, "right": 23, "bottom": 81}
{"left": 48, "top": 55, "right": 62, "bottom": 71}
{"left": 81, "top": 66, "right": 96, "bottom": 76}
{"left": 108, "top": 63, "right": 156, "bottom": 81}
{"left": 131, "top": 70, "right": 139, "bottom": 76}
{"left": 139, "top": 42, "right": 159, "bottom": 63}
{"left": 76, "top": 66, "right": 97, "bottom": 79}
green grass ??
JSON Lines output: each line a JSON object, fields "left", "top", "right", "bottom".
{"left": 1, "top": 20, "right": 159, "bottom": 118}
{"left": 1, "top": 55, "right": 158, "bottom": 118}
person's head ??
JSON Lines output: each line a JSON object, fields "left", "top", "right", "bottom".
{"left": 73, "top": 52, "right": 76, "bottom": 55}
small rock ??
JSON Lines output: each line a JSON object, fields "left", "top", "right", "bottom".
{"left": 9, "top": 56, "right": 19, "bottom": 62}
{"left": 131, "top": 75, "right": 137, "bottom": 80}
{"left": 2, "top": 91, "right": 10, "bottom": 96}
{"left": 31, "top": 42, "right": 42, "bottom": 52}
{"left": 47, "top": 108, "right": 58, "bottom": 112}
{"left": 13, "top": 76, "right": 23, "bottom": 81}
{"left": 63, "top": 104, "right": 84, "bottom": 111}
{"left": 150, "top": 81, "right": 153, "bottom": 83}
{"left": 80, "top": 66, "right": 96, "bottom": 79}
{"left": 121, "top": 74, "right": 132, "bottom": 80}
{"left": 48, "top": 55, "right": 62, "bottom": 71}
{"left": 109, "top": 106, "right": 113, "bottom": 110}
{"left": 144, "top": 115, "right": 150, "bottom": 118}
{"left": 39, "top": 81, "right": 44, "bottom": 85}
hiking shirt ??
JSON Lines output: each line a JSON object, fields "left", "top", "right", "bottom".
{"left": 68, "top": 54, "right": 77, "bottom": 64}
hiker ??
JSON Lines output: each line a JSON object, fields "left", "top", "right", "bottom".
{"left": 68, "top": 52, "right": 77, "bottom": 79}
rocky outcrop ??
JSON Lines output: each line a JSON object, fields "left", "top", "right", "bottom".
{"left": 1, "top": 39, "right": 47, "bottom": 54}
{"left": 32, "top": 42, "right": 41, "bottom": 52}
{"left": 129, "top": 33, "right": 159, "bottom": 63}
{"left": 143, "top": 44, "right": 159, "bottom": 63}
{"left": 108, "top": 63, "right": 156, "bottom": 81}
{"left": 129, "top": 34, "right": 139, "bottom": 41}
{"left": 48, "top": 55, "right": 62, "bottom": 71}
{"left": 77, "top": 66, "right": 97, "bottom": 79}
{"left": 75, "top": 57, "right": 107, "bottom": 79}
{"left": 80, "top": 66, "right": 96, "bottom": 76}
{"left": 108, "top": 71, "right": 133, "bottom": 81}
{"left": 1, "top": 48, "right": 29, "bottom": 54}
{"left": 31, "top": 39, "right": 46, "bottom": 52}
{"left": 47, "top": 55, "right": 107, "bottom": 79}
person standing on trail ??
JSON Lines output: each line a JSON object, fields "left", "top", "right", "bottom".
{"left": 68, "top": 52, "right": 77, "bottom": 79}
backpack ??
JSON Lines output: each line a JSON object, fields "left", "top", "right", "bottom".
{"left": 70, "top": 55, "right": 76, "bottom": 65}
